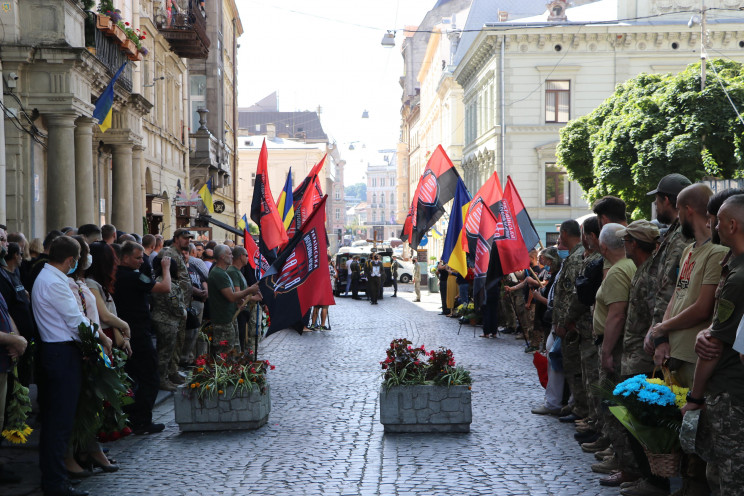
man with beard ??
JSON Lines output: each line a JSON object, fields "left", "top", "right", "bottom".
{"left": 641, "top": 184, "right": 727, "bottom": 496}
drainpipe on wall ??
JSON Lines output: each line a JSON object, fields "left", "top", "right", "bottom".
{"left": 0, "top": 68, "right": 7, "bottom": 227}
{"left": 500, "top": 35, "right": 506, "bottom": 181}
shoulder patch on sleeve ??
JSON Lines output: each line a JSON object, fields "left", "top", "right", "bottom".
{"left": 139, "top": 273, "right": 153, "bottom": 284}
{"left": 716, "top": 298, "right": 735, "bottom": 325}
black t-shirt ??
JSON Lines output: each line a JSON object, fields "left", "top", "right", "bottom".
{"left": 0, "top": 267, "right": 35, "bottom": 339}
{"left": 113, "top": 266, "right": 156, "bottom": 328}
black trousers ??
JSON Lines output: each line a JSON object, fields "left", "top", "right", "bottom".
{"left": 124, "top": 327, "right": 159, "bottom": 428}
{"left": 351, "top": 277, "right": 359, "bottom": 298}
{"left": 392, "top": 276, "right": 398, "bottom": 295}
{"left": 368, "top": 277, "right": 380, "bottom": 303}
{"left": 38, "top": 342, "right": 82, "bottom": 492}
{"left": 440, "top": 278, "right": 449, "bottom": 314}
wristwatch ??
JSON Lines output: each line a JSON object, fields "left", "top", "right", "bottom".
{"left": 686, "top": 391, "right": 705, "bottom": 405}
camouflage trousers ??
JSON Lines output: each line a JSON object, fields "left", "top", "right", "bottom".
{"left": 696, "top": 392, "right": 744, "bottom": 493}
{"left": 511, "top": 290, "right": 536, "bottom": 344}
{"left": 500, "top": 290, "right": 517, "bottom": 329}
{"left": 563, "top": 330, "right": 590, "bottom": 419}
{"left": 579, "top": 333, "right": 601, "bottom": 425}
{"left": 153, "top": 318, "right": 184, "bottom": 381}
{"left": 211, "top": 321, "right": 239, "bottom": 356}
{"left": 598, "top": 345, "right": 641, "bottom": 473}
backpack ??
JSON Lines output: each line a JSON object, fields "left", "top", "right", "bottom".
{"left": 575, "top": 257, "right": 604, "bottom": 306}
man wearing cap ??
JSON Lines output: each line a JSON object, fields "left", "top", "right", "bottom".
{"left": 600, "top": 220, "right": 662, "bottom": 491}
{"left": 152, "top": 229, "right": 193, "bottom": 390}
{"left": 643, "top": 174, "right": 692, "bottom": 356}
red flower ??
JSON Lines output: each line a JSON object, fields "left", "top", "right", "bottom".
{"left": 219, "top": 352, "right": 227, "bottom": 360}
{"left": 110, "top": 431, "right": 121, "bottom": 441}
{"left": 195, "top": 358, "right": 206, "bottom": 366}
{"left": 121, "top": 426, "right": 133, "bottom": 436}
{"left": 219, "top": 340, "right": 228, "bottom": 346}
{"left": 270, "top": 365, "right": 275, "bottom": 370}
{"left": 250, "top": 367, "right": 256, "bottom": 373}
{"left": 125, "top": 21, "right": 130, "bottom": 26}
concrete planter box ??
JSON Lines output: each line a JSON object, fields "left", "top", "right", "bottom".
{"left": 174, "top": 384, "right": 270, "bottom": 432}
{"left": 379, "top": 385, "right": 472, "bottom": 433}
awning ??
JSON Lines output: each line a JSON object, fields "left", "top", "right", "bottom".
{"left": 197, "top": 214, "right": 244, "bottom": 237}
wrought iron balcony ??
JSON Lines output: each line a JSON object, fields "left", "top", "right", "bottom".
{"left": 92, "top": 28, "right": 133, "bottom": 92}
{"left": 155, "top": 0, "right": 210, "bottom": 59}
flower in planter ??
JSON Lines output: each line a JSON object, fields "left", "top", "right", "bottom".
{"left": 381, "top": 338, "right": 471, "bottom": 388}
{"left": 186, "top": 349, "right": 274, "bottom": 399}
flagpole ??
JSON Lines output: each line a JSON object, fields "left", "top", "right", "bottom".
{"left": 255, "top": 263, "right": 261, "bottom": 360}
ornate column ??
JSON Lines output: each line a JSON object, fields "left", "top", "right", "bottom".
{"left": 46, "top": 113, "right": 77, "bottom": 230}
{"left": 132, "top": 145, "right": 144, "bottom": 234}
{"left": 74, "top": 117, "right": 97, "bottom": 226}
{"left": 111, "top": 144, "right": 134, "bottom": 233}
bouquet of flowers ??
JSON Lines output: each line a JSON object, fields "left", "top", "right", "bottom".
{"left": 1, "top": 366, "right": 33, "bottom": 444}
{"left": 380, "top": 338, "right": 472, "bottom": 389}
{"left": 609, "top": 374, "right": 688, "bottom": 454}
{"left": 187, "top": 349, "right": 274, "bottom": 400}
{"left": 72, "top": 322, "right": 134, "bottom": 450}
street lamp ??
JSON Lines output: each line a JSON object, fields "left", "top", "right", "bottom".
{"left": 381, "top": 30, "right": 396, "bottom": 48}
{"left": 361, "top": 110, "right": 369, "bottom": 119}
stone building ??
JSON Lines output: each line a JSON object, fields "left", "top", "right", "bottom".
{"left": 365, "top": 151, "right": 398, "bottom": 242}
{"left": 453, "top": 0, "right": 744, "bottom": 242}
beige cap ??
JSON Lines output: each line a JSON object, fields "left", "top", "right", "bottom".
{"left": 616, "top": 220, "right": 660, "bottom": 244}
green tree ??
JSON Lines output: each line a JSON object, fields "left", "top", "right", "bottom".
{"left": 556, "top": 60, "right": 744, "bottom": 219}
{"left": 344, "top": 182, "right": 367, "bottom": 200}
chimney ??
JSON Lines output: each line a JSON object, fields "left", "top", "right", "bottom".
{"left": 267, "top": 123, "right": 276, "bottom": 140}
{"left": 498, "top": 10, "right": 508, "bottom": 22}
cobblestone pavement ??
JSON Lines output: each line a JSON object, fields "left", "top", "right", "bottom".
{"left": 4, "top": 285, "right": 623, "bottom": 495}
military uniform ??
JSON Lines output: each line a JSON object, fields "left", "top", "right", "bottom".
{"left": 572, "top": 250, "right": 602, "bottom": 420}
{"left": 695, "top": 251, "right": 744, "bottom": 494}
{"left": 621, "top": 256, "right": 656, "bottom": 376}
{"left": 160, "top": 245, "right": 192, "bottom": 376}
{"left": 151, "top": 272, "right": 187, "bottom": 383}
{"left": 413, "top": 262, "right": 421, "bottom": 301}
{"left": 552, "top": 243, "right": 587, "bottom": 417}
{"left": 650, "top": 220, "right": 691, "bottom": 326}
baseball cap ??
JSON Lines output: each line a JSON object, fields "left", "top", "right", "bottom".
{"left": 647, "top": 174, "right": 692, "bottom": 197}
{"left": 616, "top": 220, "right": 660, "bottom": 244}
{"left": 173, "top": 228, "right": 195, "bottom": 239}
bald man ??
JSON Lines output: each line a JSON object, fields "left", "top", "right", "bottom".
{"left": 682, "top": 194, "right": 744, "bottom": 494}
{"left": 651, "top": 184, "right": 728, "bottom": 387}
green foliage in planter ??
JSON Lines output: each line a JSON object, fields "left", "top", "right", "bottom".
{"left": 556, "top": 59, "right": 744, "bottom": 220}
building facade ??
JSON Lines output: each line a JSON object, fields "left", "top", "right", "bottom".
{"left": 364, "top": 151, "right": 399, "bottom": 242}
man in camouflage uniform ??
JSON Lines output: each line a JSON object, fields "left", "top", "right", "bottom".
{"left": 500, "top": 274, "right": 518, "bottom": 332}
{"left": 162, "top": 230, "right": 193, "bottom": 384}
{"left": 683, "top": 194, "right": 744, "bottom": 495}
{"left": 552, "top": 219, "right": 586, "bottom": 418}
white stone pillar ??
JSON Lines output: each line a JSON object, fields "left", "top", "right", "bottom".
{"left": 111, "top": 144, "right": 134, "bottom": 233}
{"left": 132, "top": 145, "right": 144, "bottom": 234}
{"left": 46, "top": 113, "right": 77, "bottom": 230}
{"left": 74, "top": 117, "right": 97, "bottom": 226}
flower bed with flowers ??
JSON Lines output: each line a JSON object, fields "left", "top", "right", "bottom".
{"left": 607, "top": 374, "right": 688, "bottom": 476}
{"left": 379, "top": 339, "right": 472, "bottom": 433}
{"left": 174, "top": 348, "right": 274, "bottom": 432}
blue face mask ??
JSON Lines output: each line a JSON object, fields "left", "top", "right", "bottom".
{"left": 67, "top": 258, "right": 79, "bottom": 275}
{"left": 557, "top": 249, "right": 569, "bottom": 260}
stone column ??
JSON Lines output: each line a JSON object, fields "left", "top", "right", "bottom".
{"left": 111, "top": 144, "right": 134, "bottom": 233}
{"left": 46, "top": 113, "right": 77, "bottom": 230}
{"left": 132, "top": 145, "right": 144, "bottom": 234}
{"left": 74, "top": 117, "right": 97, "bottom": 226}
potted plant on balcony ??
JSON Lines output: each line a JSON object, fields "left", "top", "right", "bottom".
{"left": 173, "top": 347, "right": 275, "bottom": 432}
{"left": 379, "top": 338, "right": 472, "bottom": 433}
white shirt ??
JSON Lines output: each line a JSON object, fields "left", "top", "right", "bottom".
{"left": 346, "top": 259, "right": 353, "bottom": 275}
{"left": 32, "top": 264, "right": 90, "bottom": 342}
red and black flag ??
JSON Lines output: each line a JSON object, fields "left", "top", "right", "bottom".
{"left": 292, "top": 155, "right": 326, "bottom": 205}
{"left": 462, "top": 195, "right": 500, "bottom": 308}
{"left": 504, "top": 177, "right": 541, "bottom": 251}
{"left": 288, "top": 155, "right": 325, "bottom": 239}
{"left": 244, "top": 230, "right": 270, "bottom": 276}
{"left": 494, "top": 182, "right": 531, "bottom": 275}
{"left": 258, "top": 196, "right": 335, "bottom": 335}
{"left": 400, "top": 145, "right": 460, "bottom": 248}
{"left": 250, "top": 140, "right": 289, "bottom": 252}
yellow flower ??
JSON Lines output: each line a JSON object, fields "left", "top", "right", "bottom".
{"left": 238, "top": 379, "right": 244, "bottom": 384}
{"left": 646, "top": 378, "right": 664, "bottom": 386}
{"left": 22, "top": 425, "right": 33, "bottom": 436}
{"left": 2, "top": 429, "right": 28, "bottom": 444}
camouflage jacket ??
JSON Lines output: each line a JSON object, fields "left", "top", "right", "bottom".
{"left": 161, "top": 245, "right": 192, "bottom": 307}
{"left": 651, "top": 220, "right": 691, "bottom": 325}
{"left": 151, "top": 275, "right": 186, "bottom": 323}
{"left": 622, "top": 255, "right": 656, "bottom": 375}
{"left": 567, "top": 250, "right": 602, "bottom": 335}
{"left": 552, "top": 243, "right": 585, "bottom": 328}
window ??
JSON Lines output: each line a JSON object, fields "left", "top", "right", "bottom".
{"left": 545, "top": 163, "right": 570, "bottom": 205}
{"left": 380, "top": 193, "right": 385, "bottom": 207}
{"left": 371, "top": 178, "right": 376, "bottom": 187}
{"left": 390, "top": 194, "right": 394, "bottom": 205}
{"left": 372, "top": 194, "right": 376, "bottom": 205}
{"left": 251, "top": 173, "right": 256, "bottom": 187}
{"left": 545, "top": 80, "right": 570, "bottom": 123}
{"left": 190, "top": 75, "right": 206, "bottom": 130}
{"left": 335, "top": 189, "right": 340, "bottom": 200}
{"left": 335, "top": 209, "right": 341, "bottom": 220}
{"left": 546, "top": 232, "right": 559, "bottom": 246}
{"left": 380, "top": 178, "right": 385, "bottom": 187}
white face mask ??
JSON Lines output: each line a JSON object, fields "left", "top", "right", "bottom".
{"left": 81, "top": 253, "right": 93, "bottom": 271}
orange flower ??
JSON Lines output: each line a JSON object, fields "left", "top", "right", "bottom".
{"left": 190, "top": 383, "right": 196, "bottom": 388}
{"left": 197, "top": 367, "right": 204, "bottom": 372}
{"left": 205, "top": 385, "right": 210, "bottom": 390}
{"left": 218, "top": 390, "right": 223, "bottom": 395}
{"left": 195, "top": 382, "right": 200, "bottom": 387}
{"left": 238, "top": 379, "right": 244, "bottom": 384}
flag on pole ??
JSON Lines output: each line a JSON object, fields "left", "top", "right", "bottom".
{"left": 244, "top": 230, "right": 269, "bottom": 275}
{"left": 400, "top": 145, "right": 460, "bottom": 248}
{"left": 237, "top": 214, "right": 249, "bottom": 231}
{"left": 494, "top": 183, "right": 531, "bottom": 275}
{"left": 259, "top": 196, "right": 335, "bottom": 335}
{"left": 276, "top": 168, "right": 295, "bottom": 230}
{"left": 198, "top": 178, "right": 214, "bottom": 214}
{"left": 463, "top": 197, "right": 500, "bottom": 307}
{"left": 92, "top": 62, "right": 127, "bottom": 133}
{"left": 292, "top": 155, "right": 326, "bottom": 205}
{"left": 504, "top": 177, "right": 541, "bottom": 251}
{"left": 250, "top": 140, "right": 289, "bottom": 251}
{"left": 441, "top": 179, "right": 472, "bottom": 277}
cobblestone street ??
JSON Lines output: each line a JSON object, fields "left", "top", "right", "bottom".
{"left": 6, "top": 285, "right": 620, "bottom": 495}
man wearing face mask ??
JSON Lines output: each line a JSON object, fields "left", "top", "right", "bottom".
{"left": 33, "top": 236, "right": 112, "bottom": 496}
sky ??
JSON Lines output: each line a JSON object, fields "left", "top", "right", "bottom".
{"left": 235, "top": 1, "right": 435, "bottom": 185}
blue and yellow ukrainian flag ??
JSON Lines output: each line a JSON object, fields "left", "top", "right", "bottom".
{"left": 92, "top": 62, "right": 127, "bottom": 133}
{"left": 198, "top": 178, "right": 214, "bottom": 214}
{"left": 441, "top": 178, "right": 471, "bottom": 277}
{"left": 237, "top": 213, "right": 249, "bottom": 231}
{"left": 276, "top": 168, "right": 294, "bottom": 230}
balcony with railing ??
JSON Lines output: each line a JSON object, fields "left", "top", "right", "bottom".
{"left": 87, "top": 23, "right": 134, "bottom": 92}
{"left": 155, "top": 0, "right": 210, "bottom": 59}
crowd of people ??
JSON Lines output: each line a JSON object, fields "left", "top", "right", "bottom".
{"left": 483, "top": 174, "right": 741, "bottom": 496}
{"left": 0, "top": 224, "right": 261, "bottom": 496}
